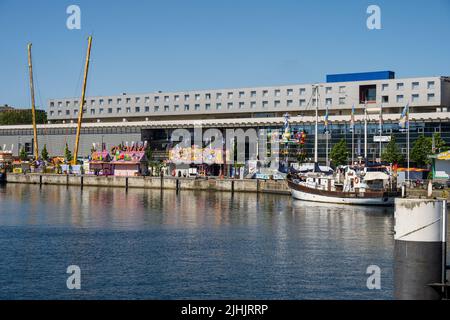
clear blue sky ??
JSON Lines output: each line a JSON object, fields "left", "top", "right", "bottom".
{"left": 1, "top": 0, "right": 450, "bottom": 109}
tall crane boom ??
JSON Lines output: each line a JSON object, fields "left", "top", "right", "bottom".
{"left": 73, "top": 36, "right": 93, "bottom": 165}
{"left": 27, "top": 43, "right": 39, "bottom": 161}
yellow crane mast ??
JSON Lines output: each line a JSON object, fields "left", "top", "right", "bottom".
{"left": 73, "top": 36, "right": 93, "bottom": 165}
{"left": 27, "top": 43, "right": 39, "bottom": 161}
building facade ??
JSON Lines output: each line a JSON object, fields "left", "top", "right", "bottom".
{"left": 1, "top": 72, "right": 450, "bottom": 164}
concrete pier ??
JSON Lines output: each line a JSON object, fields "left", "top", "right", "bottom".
{"left": 5, "top": 173, "right": 291, "bottom": 195}
{"left": 394, "top": 198, "right": 448, "bottom": 300}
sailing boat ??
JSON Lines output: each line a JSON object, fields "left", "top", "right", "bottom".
{"left": 286, "top": 85, "right": 399, "bottom": 206}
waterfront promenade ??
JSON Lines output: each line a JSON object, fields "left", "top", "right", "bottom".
{"left": 6, "top": 173, "right": 450, "bottom": 200}
{"left": 6, "top": 173, "right": 291, "bottom": 195}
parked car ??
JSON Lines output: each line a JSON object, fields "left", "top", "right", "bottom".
{"left": 432, "top": 181, "right": 445, "bottom": 190}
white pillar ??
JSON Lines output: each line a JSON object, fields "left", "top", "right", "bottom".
{"left": 394, "top": 198, "right": 447, "bottom": 300}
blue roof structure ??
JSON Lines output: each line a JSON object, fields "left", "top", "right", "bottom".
{"left": 326, "top": 71, "right": 395, "bottom": 83}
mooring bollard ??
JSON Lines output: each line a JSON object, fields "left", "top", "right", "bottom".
{"left": 394, "top": 198, "right": 448, "bottom": 300}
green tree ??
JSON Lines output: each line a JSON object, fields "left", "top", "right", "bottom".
{"left": 145, "top": 147, "right": 160, "bottom": 175}
{"left": 145, "top": 147, "right": 153, "bottom": 161}
{"left": 410, "top": 135, "right": 432, "bottom": 167}
{"left": 64, "top": 143, "right": 72, "bottom": 163}
{"left": 330, "top": 138, "right": 349, "bottom": 166}
{"left": 19, "top": 146, "right": 28, "bottom": 161}
{"left": 432, "top": 132, "right": 448, "bottom": 154}
{"left": 296, "top": 145, "right": 307, "bottom": 163}
{"left": 41, "top": 144, "right": 49, "bottom": 161}
{"left": 381, "top": 136, "right": 404, "bottom": 164}
{"left": 0, "top": 109, "right": 47, "bottom": 125}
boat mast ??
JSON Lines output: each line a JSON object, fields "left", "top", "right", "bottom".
{"left": 351, "top": 105, "right": 354, "bottom": 165}
{"left": 325, "top": 107, "right": 329, "bottom": 167}
{"left": 27, "top": 43, "right": 39, "bottom": 161}
{"left": 314, "top": 85, "right": 319, "bottom": 163}
{"left": 325, "top": 128, "right": 328, "bottom": 167}
{"left": 379, "top": 104, "right": 383, "bottom": 160}
{"left": 73, "top": 36, "right": 93, "bottom": 165}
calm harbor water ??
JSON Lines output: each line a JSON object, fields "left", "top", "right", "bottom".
{"left": 0, "top": 183, "right": 395, "bottom": 300}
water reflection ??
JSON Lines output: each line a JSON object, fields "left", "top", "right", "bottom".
{"left": 1, "top": 184, "right": 308, "bottom": 230}
{"left": 0, "top": 184, "right": 395, "bottom": 299}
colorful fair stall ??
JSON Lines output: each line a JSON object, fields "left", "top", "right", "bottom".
{"left": 168, "top": 145, "right": 224, "bottom": 176}
{"left": 111, "top": 150, "right": 148, "bottom": 176}
{"left": 89, "top": 151, "right": 113, "bottom": 176}
{"left": 12, "top": 160, "right": 31, "bottom": 174}
{"left": 169, "top": 145, "right": 224, "bottom": 165}
{"left": 0, "top": 151, "right": 13, "bottom": 166}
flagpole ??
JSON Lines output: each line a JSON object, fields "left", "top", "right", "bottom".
{"left": 325, "top": 106, "right": 329, "bottom": 167}
{"left": 364, "top": 101, "right": 367, "bottom": 161}
{"left": 379, "top": 104, "right": 382, "bottom": 160}
{"left": 314, "top": 85, "right": 319, "bottom": 164}
{"left": 352, "top": 126, "right": 354, "bottom": 165}
{"left": 407, "top": 107, "right": 410, "bottom": 181}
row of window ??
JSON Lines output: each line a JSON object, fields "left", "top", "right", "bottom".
{"left": 49, "top": 81, "right": 437, "bottom": 109}
{"left": 49, "top": 93, "right": 438, "bottom": 117}
{"left": 381, "top": 93, "right": 436, "bottom": 104}
{"left": 0, "top": 127, "right": 140, "bottom": 136}
{"left": 1, "top": 122, "right": 445, "bottom": 137}
{"left": 50, "top": 88, "right": 312, "bottom": 108}
{"left": 383, "top": 81, "right": 435, "bottom": 91}
{"left": 49, "top": 99, "right": 324, "bottom": 116}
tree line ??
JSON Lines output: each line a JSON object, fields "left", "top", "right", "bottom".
{"left": 311, "top": 133, "right": 448, "bottom": 167}
{"left": 0, "top": 109, "right": 47, "bottom": 125}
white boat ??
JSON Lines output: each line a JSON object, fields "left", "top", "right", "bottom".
{"left": 285, "top": 85, "right": 398, "bottom": 206}
{"left": 287, "top": 168, "right": 398, "bottom": 206}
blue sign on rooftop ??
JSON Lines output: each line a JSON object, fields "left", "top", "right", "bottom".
{"left": 326, "top": 71, "right": 395, "bottom": 83}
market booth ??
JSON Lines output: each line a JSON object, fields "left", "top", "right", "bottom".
{"left": 431, "top": 150, "right": 450, "bottom": 179}
{"left": 12, "top": 160, "right": 31, "bottom": 174}
{"left": 111, "top": 150, "right": 148, "bottom": 176}
{"left": 168, "top": 145, "right": 224, "bottom": 177}
{"left": 0, "top": 151, "right": 13, "bottom": 165}
{"left": 89, "top": 151, "right": 113, "bottom": 175}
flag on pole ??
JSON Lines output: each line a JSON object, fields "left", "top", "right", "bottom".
{"left": 324, "top": 108, "right": 329, "bottom": 133}
{"left": 350, "top": 104, "right": 355, "bottom": 130}
{"left": 399, "top": 103, "right": 409, "bottom": 129}
{"left": 379, "top": 106, "right": 383, "bottom": 133}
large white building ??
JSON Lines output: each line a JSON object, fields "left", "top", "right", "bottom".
{"left": 47, "top": 71, "right": 450, "bottom": 123}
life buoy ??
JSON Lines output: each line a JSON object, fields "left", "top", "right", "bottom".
{"left": 354, "top": 177, "right": 359, "bottom": 184}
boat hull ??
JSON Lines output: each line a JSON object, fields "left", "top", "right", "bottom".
{"left": 288, "top": 180, "right": 396, "bottom": 206}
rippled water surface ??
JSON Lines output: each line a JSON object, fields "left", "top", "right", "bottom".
{"left": 0, "top": 184, "right": 395, "bottom": 299}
